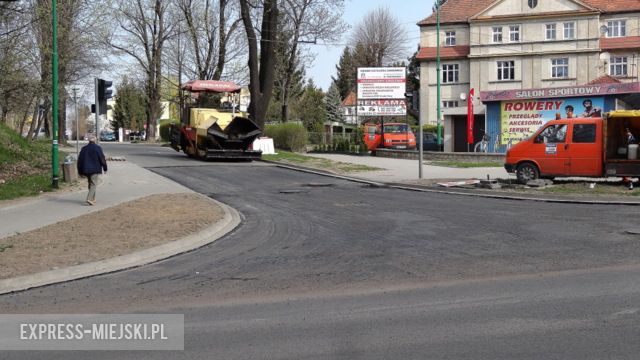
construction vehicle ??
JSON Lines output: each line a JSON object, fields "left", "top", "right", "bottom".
{"left": 169, "top": 80, "right": 262, "bottom": 160}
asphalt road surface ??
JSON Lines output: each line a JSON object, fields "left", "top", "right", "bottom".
{"left": 2, "top": 143, "right": 640, "bottom": 359}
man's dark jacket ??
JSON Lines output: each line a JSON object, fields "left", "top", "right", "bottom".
{"left": 77, "top": 143, "right": 107, "bottom": 176}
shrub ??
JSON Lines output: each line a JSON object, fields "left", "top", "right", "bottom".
{"left": 264, "top": 123, "right": 308, "bottom": 152}
{"left": 159, "top": 119, "right": 180, "bottom": 141}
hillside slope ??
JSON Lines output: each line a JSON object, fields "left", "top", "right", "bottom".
{"left": 0, "top": 123, "right": 52, "bottom": 199}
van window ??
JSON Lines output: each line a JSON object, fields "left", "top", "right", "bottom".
{"left": 572, "top": 124, "right": 596, "bottom": 143}
{"left": 384, "top": 124, "right": 410, "bottom": 134}
{"left": 535, "top": 124, "right": 567, "bottom": 143}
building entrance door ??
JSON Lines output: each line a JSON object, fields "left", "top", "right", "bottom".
{"left": 453, "top": 115, "right": 484, "bottom": 152}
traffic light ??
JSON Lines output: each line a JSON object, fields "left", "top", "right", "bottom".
{"left": 97, "top": 78, "right": 113, "bottom": 115}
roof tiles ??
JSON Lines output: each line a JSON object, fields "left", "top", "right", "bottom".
{"left": 600, "top": 36, "right": 640, "bottom": 50}
{"left": 416, "top": 45, "right": 471, "bottom": 60}
{"left": 418, "top": 0, "right": 640, "bottom": 26}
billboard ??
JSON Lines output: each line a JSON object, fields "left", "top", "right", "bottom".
{"left": 356, "top": 67, "right": 406, "bottom": 116}
{"left": 500, "top": 97, "right": 604, "bottom": 145}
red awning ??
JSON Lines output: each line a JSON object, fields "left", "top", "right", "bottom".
{"left": 181, "top": 80, "right": 242, "bottom": 93}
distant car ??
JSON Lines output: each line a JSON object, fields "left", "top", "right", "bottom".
{"left": 99, "top": 131, "right": 116, "bottom": 142}
{"left": 415, "top": 131, "right": 440, "bottom": 151}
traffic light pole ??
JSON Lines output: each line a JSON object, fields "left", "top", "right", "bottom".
{"left": 94, "top": 77, "right": 99, "bottom": 142}
{"left": 51, "top": 0, "right": 59, "bottom": 188}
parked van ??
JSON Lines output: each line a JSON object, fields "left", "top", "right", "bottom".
{"left": 363, "top": 122, "right": 416, "bottom": 151}
{"left": 505, "top": 110, "right": 640, "bottom": 183}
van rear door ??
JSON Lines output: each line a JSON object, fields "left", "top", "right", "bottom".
{"left": 567, "top": 121, "right": 602, "bottom": 176}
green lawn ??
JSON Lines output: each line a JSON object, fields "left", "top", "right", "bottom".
{"left": 263, "top": 150, "right": 381, "bottom": 173}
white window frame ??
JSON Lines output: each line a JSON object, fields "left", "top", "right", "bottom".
{"left": 442, "top": 100, "right": 459, "bottom": 108}
{"left": 442, "top": 64, "right": 459, "bottom": 84}
{"left": 610, "top": 56, "right": 628, "bottom": 76}
{"left": 551, "top": 58, "right": 569, "bottom": 78}
{"left": 445, "top": 31, "right": 456, "bottom": 46}
{"left": 509, "top": 25, "right": 521, "bottom": 42}
{"left": 606, "top": 20, "right": 627, "bottom": 37}
{"left": 545, "top": 23, "right": 556, "bottom": 40}
{"left": 497, "top": 60, "right": 515, "bottom": 81}
{"left": 563, "top": 22, "right": 575, "bottom": 39}
{"left": 492, "top": 26, "right": 503, "bottom": 43}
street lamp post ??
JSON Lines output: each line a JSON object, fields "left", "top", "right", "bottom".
{"left": 51, "top": 0, "right": 59, "bottom": 188}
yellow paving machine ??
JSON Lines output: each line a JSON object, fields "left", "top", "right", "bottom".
{"left": 169, "top": 80, "right": 262, "bottom": 160}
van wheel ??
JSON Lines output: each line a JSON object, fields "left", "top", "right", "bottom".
{"left": 516, "top": 162, "right": 539, "bottom": 184}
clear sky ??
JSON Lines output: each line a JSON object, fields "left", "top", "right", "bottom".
{"left": 307, "top": 0, "right": 436, "bottom": 92}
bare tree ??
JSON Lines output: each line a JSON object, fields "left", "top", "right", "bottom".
{"left": 350, "top": 6, "right": 407, "bottom": 67}
{"left": 276, "top": 0, "right": 346, "bottom": 122}
{"left": 239, "top": 0, "right": 278, "bottom": 130}
{"left": 175, "top": 0, "right": 244, "bottom": 81}
{"left": 108, "top": 0, "right": 175, "bottom": 140}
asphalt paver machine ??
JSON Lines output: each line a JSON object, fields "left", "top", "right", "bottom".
{"left": 170, "top": 80, "right": 262, "bottom": 160}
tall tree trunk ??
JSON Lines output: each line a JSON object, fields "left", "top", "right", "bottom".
{"left": 240, "top": 0, "right": 279, "bottom": 130}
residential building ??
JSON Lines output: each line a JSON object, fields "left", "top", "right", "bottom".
{"left": 417, "top": 0, "right": 640, "bottom": 152}
{"left": 340, "top": 91, "right": 359, "bottom": 125}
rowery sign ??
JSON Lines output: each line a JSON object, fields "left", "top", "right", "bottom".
{"left": 480, "top": 82, "right": 640, "bottom": 102}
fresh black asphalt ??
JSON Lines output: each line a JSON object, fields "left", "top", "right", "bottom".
{"left": 2, "top": 143, "right": 640, "bottom": 359}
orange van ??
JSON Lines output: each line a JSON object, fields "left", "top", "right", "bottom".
{"left": 363, "top": 123, "right": 416, "bottom": 151}
{"left": 505, "top": 110, "right": 640, "bottom": 183}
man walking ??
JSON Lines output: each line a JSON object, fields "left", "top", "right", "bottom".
{"left": 77, "top": 135, "right": 107, "bottom": 205}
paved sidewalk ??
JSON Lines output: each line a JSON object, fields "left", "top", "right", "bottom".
{"left": 305, "top": 153, "right": 511, "bottom": 182}
{"left": 0, "top": 160, "right": 192, "bottom": 239}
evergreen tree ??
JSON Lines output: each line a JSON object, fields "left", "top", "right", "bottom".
{"left": 332, "top": 46, "right": 355, "bottom": 100}
{"left": 292, "top": 80, "right": 326, "bottom": 131}
{"left": 111, "top": 77, "right": 147, "bottom": 133}
{"left": 324, "top": 83, "right": 342, "bottom": 124}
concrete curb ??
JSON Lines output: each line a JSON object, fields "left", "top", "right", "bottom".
{"left": 0, "top": 197, "right": 241, "bottom": 295}
{"left": 264, "top": 160, "right": 640, "bottom": 206}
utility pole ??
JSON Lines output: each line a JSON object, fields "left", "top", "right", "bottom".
{"left": 51, "top": 0, "right": 59, "bottom": 189}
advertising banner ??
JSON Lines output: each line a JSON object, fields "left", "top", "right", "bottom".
{"left": 357, "top": 99, "right": 407, "bottom": 116}
{"left": 481, "top": 82, "right": 640, "bottom": 101}
{"left": 357, "top": 67, "right": 406, "bottom": 100}
{"left": 500, "top": 97, "right": 605, "bottom": 145}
